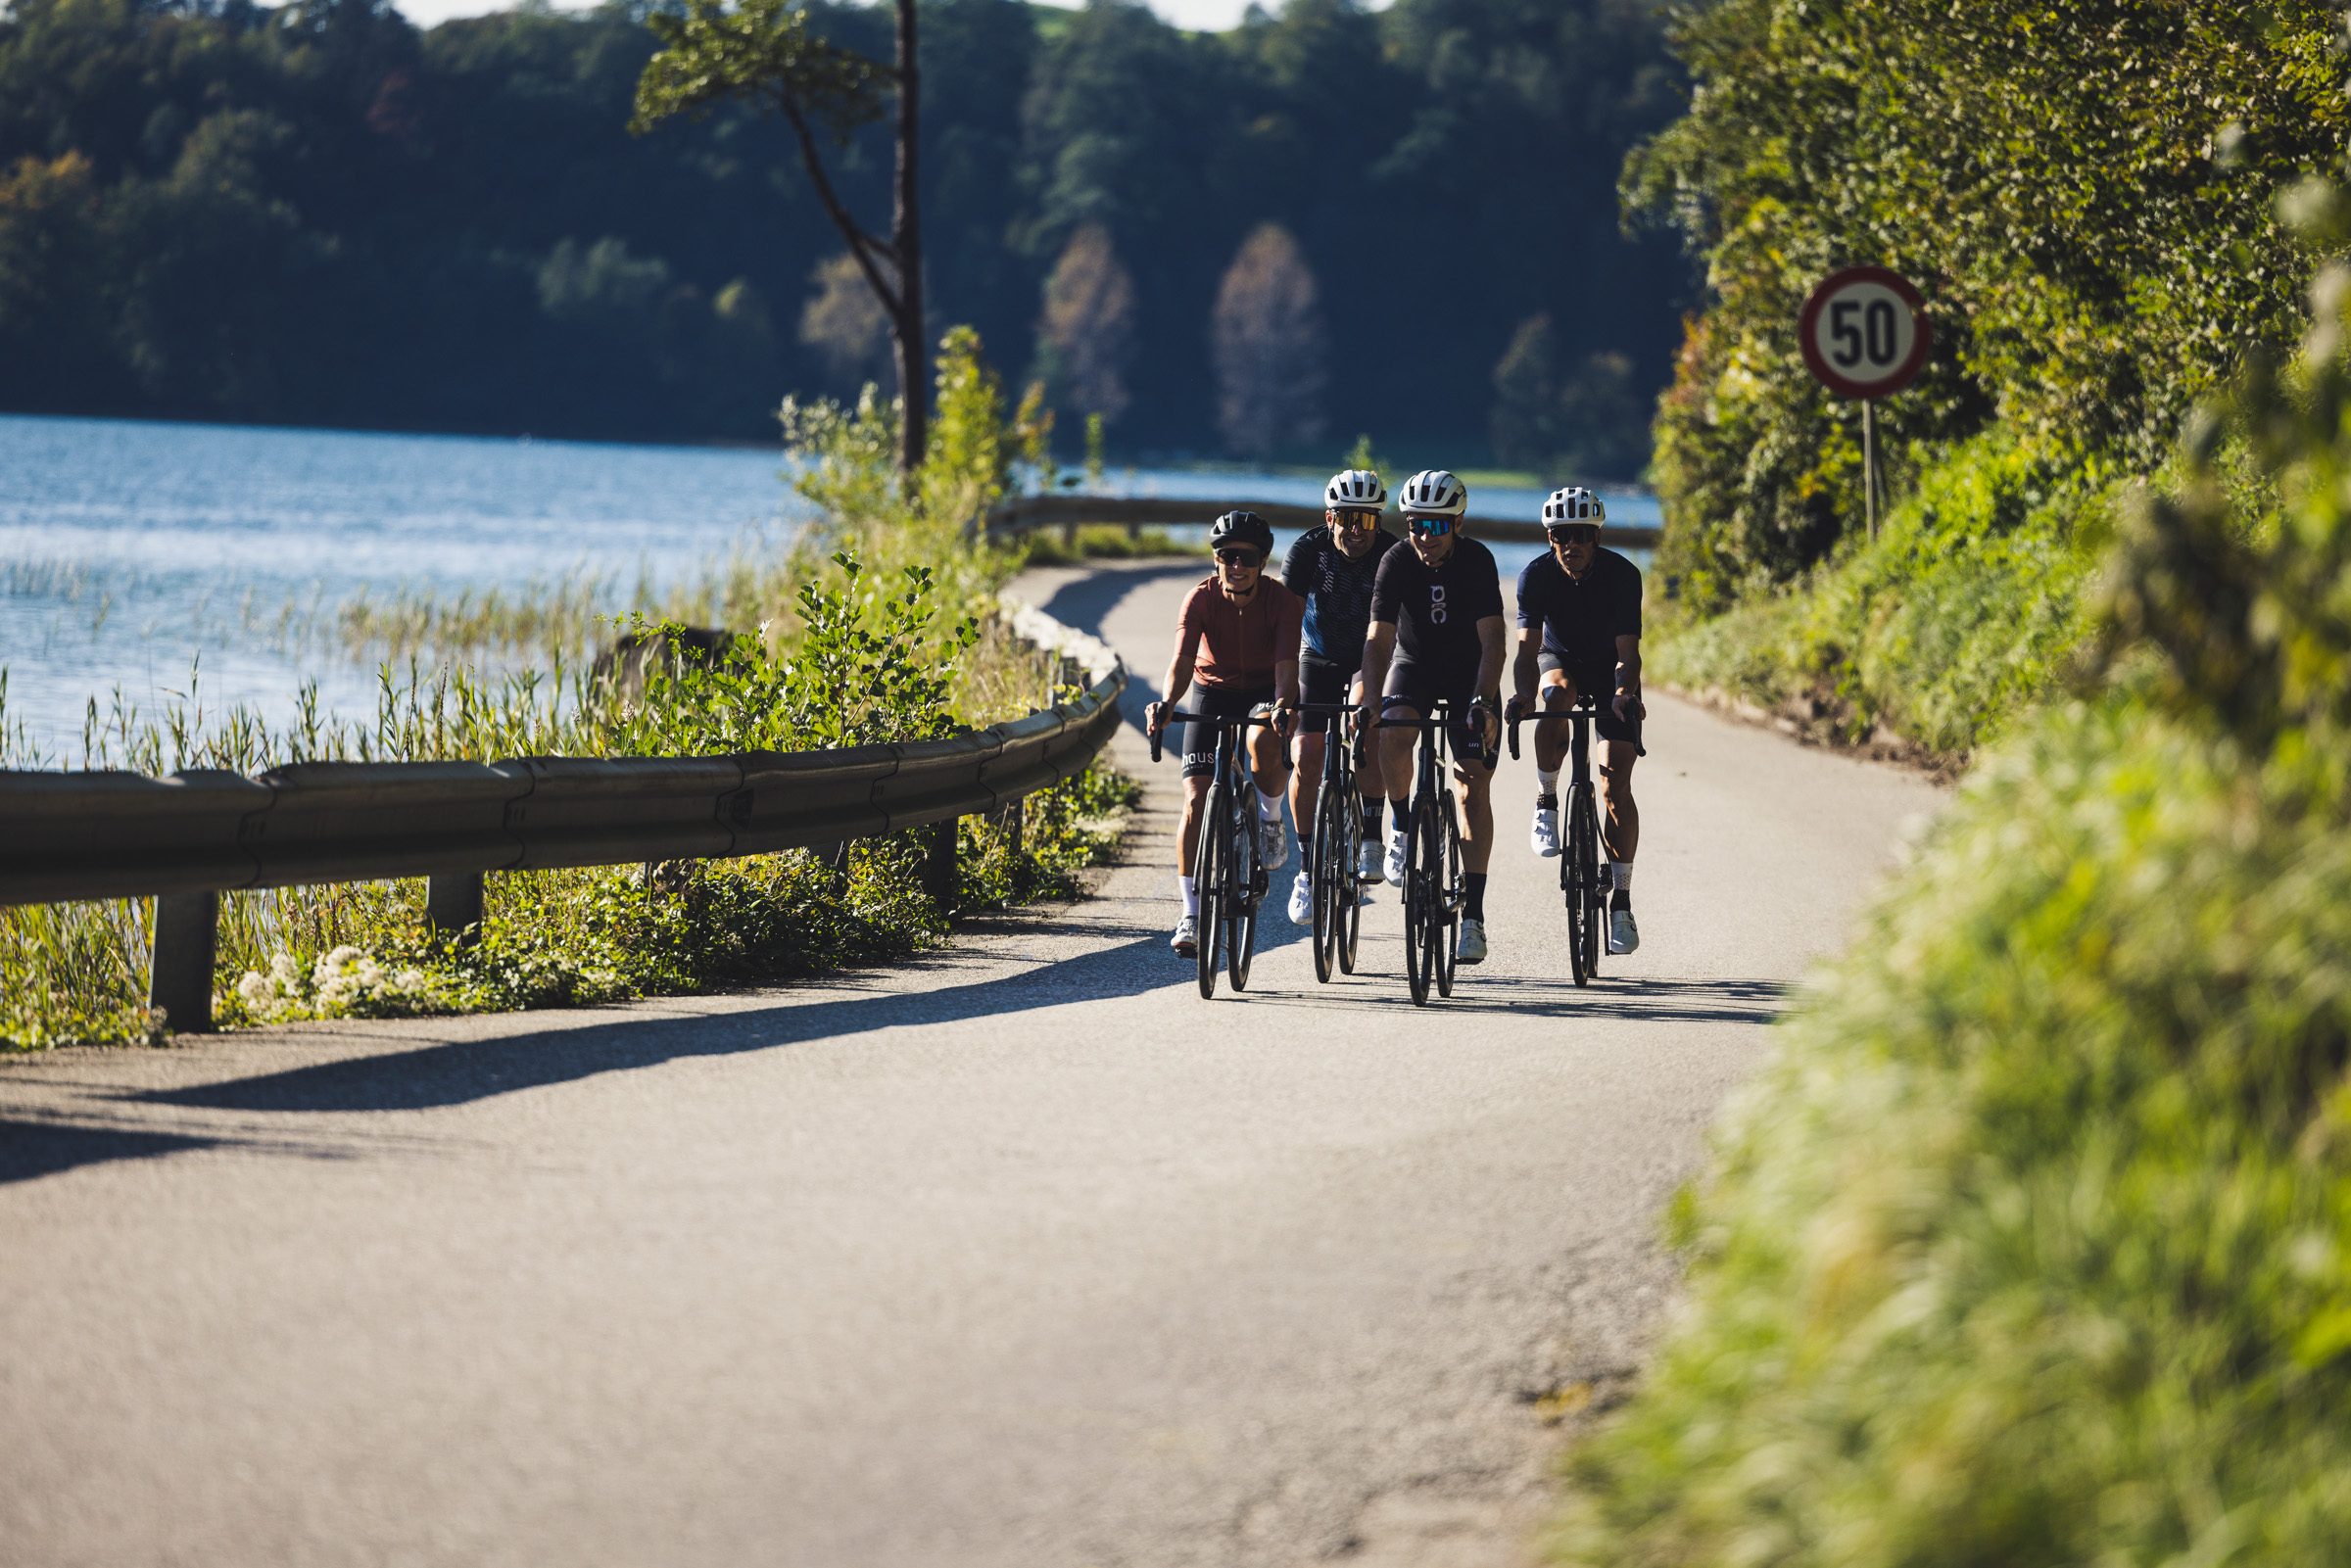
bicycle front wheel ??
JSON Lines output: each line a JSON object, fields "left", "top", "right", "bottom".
{"left": 1226, "top": 792, "right": 1259, "bottom": 992}
{"left": 1196, "top": 779, "right": 1226, "bottom": 999}
{"left": 1337, "top": 790, "right": 1364, "bottom": 974}
{"left": 1434, "top": 790, "right": 1462, "bottom": 999}
{"left": 1310, "top": 780, "right": 1343, "bottom": 984}
{"left": 1577, "top": 790, "right": 1605, "bottom": 982}
{"left": 1565, "top": 783, "right": 1597, "bottom": 986}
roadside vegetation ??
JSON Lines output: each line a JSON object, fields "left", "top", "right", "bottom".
{"left": 1636, "top": 0, "right": 2346, "bottom": 759}
{"left": 1554, "top": 1, "right": 2351, "bottom": 1559}
{"left": 0, "top": 329, "right": 1135, "bottom": 1049}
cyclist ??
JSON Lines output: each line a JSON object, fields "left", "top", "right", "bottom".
{"left": 1278, "top": 467, "right": 1398, "bottom": 925}
{"left": 1144, "top": 509, "right": 1303, "bottom": 959}
{"left": 1504, "top": 485, "right": 1644, "bottom": 955}
{"left": 1359, "top": 469, "right": 1506, "bottom": 965}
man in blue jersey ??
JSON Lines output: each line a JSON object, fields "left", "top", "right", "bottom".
{"left": 1505, "top": 486, "right": 1645, "bottom": 955}
{"left": 1277, "top": 467, "right": 1399, "bottom": 924}
{"left": 1359, "top": 469, "right": 1507, "bottom": 966}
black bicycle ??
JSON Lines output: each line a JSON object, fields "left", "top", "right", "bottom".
{"left": 1383, "top": 699, "right": 1495, "bottom": 1007}
{"left": 1510, "top": 696, "right": 1606, "bottom": 986}
{"left": 1296, "top": 700, "right": 1370, "bottom": 983}
{"left": 1151, "top": 704, "right": 1279, "bottom": 999}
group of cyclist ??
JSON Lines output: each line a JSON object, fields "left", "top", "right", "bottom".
{"left": 1145, "top": 467, "right": 1646, "bottom": 974}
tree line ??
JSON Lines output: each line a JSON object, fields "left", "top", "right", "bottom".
{"left": 0, "top": 0, "right": 1686, "bottom": 474}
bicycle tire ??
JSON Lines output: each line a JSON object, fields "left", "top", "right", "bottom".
{"left": 1196, "top": 778, "right": 1226, "bottom": 999}
{"left": 1434, "top": 789, "right": 1461, "bottom": 998}
{"left": 1403, "top": 785, "right": 1433, "bottom": 1006}
{"left": 1578, "top": 787, "right": 1605, "bottom": 982}
{"left": 1227, "top": 789, "right": 1259, "bottom": 992}
{"left": 1337, "top": 789, "right": 1364, "bottom": 974}
{"left": 1565, "top": 782, "right": 1596, "bottom": 986}
{"left": 1310, "top": 779, "right": 1342, "bottom": 983}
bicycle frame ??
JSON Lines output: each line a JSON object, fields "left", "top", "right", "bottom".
{"left": 1295, "top": 701, "right": 1370, "bottom": 982}
{"left": 1509, "top": 697, "right": 1606, "bottom": 985}
{"left": 1380, "top": 699, "right": 1491, "bottom": 1005}
{"left": 1152, "top": 705, "right": 1281, "bottom": 998}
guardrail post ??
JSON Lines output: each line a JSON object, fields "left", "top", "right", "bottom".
{"left": 998, "top": 798, "right": 1024, "bottom": 863}
{"left": 426, "top": 872, "right": 485, "bottom": 943}
{"left": 150, "top": 891, "right": 217, "bottom": 1035}
{"left": 925, "top": 820, "right": 959, "bottom": 914}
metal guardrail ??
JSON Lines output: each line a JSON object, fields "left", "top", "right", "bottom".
{"left": 984, "top": 492, "right": 1662, "bottom": 550}
{"left": 0, "top": 594, "right": 1127, "bottom": 1034}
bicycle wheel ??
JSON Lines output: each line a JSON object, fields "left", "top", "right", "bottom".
{"left": 1565, "top": 783, "right": 1597, "bottom": 987}
{"left": 1337, "top": 787, "right": 1364, "bottom": 974}
{"left": 1310, "top": 780, "right": 1342, "bottom": 983}
{"left": 1577, "top": 789, "right": 1606, "bottom": 982}
{"left": 1227, "top": 791, "right": 1259, "bottom": 992}
{"left": 1403, "top": 787, "right": 1434, "bottom": 1006}
{"left": 1196, "top": 779, "right": 1226, "bottom": 998}
{"left": 1434, "top": 790, "right": 1461, "bottom": 999}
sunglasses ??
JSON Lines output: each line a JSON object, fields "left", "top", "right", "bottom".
{"left": 1548, "top": 524, "right": 1601, "bottom": 545}
{"left": 1407, "top": 516, "right": 1454, "bottom": 539}
{"left": 1216, "top": 548, "right": 1263, "bottom": 568}
{"left": 1333, "top": 508, "right": 1380, "bottom": 530}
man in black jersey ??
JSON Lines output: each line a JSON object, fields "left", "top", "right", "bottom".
{"left": 1504, "top": 485, "right": 1645, "bottom": 955}
{"left": 1278, "top": 467, "right": 1398, "bottom": 923}
{"left": 1359, "top": 469, "right": 1507, "bottom": 966}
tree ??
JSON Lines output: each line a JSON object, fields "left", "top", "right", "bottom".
{"left": 1034, "top": 221, "right": 1134, "bottom": 426}
{"left": 1210, "top": 221, "right": 1327, "bottom": 459}
{"left": 631, "top": 0, "right": 929, "bottom": 476}
{"left": 798, "top": 250, "right": 891, "bottom": 394}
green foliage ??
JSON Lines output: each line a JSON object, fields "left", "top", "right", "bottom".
{"left": 1635, "top": 0, "right": 2349, "bottom": 603}
{"left": 1556, "top": 195, "right": 2351, "bottom": 1568}
{"left": 1652, "top": 429, "right": 2124, "bottom": 754}
{"left": 628, "top": 0, "right": 884, "bottom": 139}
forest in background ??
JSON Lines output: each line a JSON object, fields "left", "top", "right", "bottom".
{"left": 0, "top": 0, "right": 1685, "bottom": 472}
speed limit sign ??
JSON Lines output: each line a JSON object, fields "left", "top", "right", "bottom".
{"left": 1799, "top": 266, "right": 1930, "bottom": 399}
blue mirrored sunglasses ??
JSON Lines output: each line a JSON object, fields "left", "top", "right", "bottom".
{"left": 1407, "top": 515, "right": 1454, "bottom": 538}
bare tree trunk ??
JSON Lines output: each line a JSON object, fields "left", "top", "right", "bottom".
{"left": 891, "top": 0, "right": 926, "bottom": 478}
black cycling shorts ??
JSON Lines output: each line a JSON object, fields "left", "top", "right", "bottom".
{"left": 1297, "top": 653, "right": 1361, "bottom": 736}
{"left": 1537, "top": 650, "right": 1644, "bottom": 749}
{"left": 1179, "top": 683, "right": 1274, "bottom": 780}
{"left": 1381, "top": 656, "right": 1493, "bottom": 773}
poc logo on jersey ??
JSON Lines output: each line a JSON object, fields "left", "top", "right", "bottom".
{"left": 1429, "top": 585, "right": 1449, "bottom": 625}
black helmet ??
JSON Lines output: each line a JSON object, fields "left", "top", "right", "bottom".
{"left": 1209, "top": 509, "right": 1275, "bottom": 553}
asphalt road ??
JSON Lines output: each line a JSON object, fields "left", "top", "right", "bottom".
{"left": 0, "top": 560, "right": 1943, "bottom": 1568}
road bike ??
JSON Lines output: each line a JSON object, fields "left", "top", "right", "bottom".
{"left": 1295, "top": 700, "right": 1371, "bottom": 983}
{"left": 1383, "top": 699, "right": 1494, "bottom": 1007}
{"left": 1510, "top": 696, "right": 1606, "bottom": 986}
{"left": 1151, "top": 705, "right": 1280, "bottom": 999}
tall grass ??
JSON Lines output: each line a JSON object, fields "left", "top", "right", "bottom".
{"left": 2, "top": 327, "right": 1135, "bottom": 1048}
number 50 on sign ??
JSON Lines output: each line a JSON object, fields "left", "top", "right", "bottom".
{"left": 1799, "top": 266, "right": 1931, "bottom": 400}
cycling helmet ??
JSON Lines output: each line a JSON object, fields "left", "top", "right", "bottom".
{"left": 1542, "top": 486, "right": 1606, "bottom": 527}
{"left": 1324, "top": 469, "right": 1387, "bottom": 510}
{"left": 1399, "top": 469, "right": 1467, "bottom": 517}
{"left": 1208, "top": 508, "right": 1275, "bottom": 554}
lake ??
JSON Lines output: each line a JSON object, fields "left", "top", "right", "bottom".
{"left": 0, "top": 413, "right": 1657, "bottom": 762}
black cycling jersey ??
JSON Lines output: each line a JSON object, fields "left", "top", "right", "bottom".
{"left": 1516, "top": 546, "right": 1642, "bottom": 674}
{"left": 1369, "top": 535, "right": 1505, "bottom": 676}
{"left": 1282, "top": 524, "right": 1397, "bottom": 669}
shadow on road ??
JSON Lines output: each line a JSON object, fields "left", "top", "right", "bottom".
{"left": 139, "top": 926, "right": 1180, "bottom": 1117}
{"left": 1231, "top": 974, "right": 1790, "bottom": 1026}
{"left": 0, "top": 1115, "right": 232, "bottom": 1185}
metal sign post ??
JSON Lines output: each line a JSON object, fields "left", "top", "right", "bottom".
{"left": 1799, "top": 265, "right": 1931, "bottom": 542}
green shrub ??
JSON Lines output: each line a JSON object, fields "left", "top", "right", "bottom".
{"left": 1555, "top": 196, "right": 2351, "bottom": 1568}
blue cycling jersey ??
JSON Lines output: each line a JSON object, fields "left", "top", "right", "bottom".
{"left": 1281, "top": 524, "right": 1397, "bottom": 668}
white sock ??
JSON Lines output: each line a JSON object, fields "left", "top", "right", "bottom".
{"left": 1178, "top": 875, "right": 1199, "bottom": 917}
{"left": 1535, "top": 767, "right": 1559, "bottom": 796}
{"left": 1610, "top": 860, "right": 1632, "bottom": 892}
{"left": 1258, "top": 788, "right": 1284, "bottom": 823}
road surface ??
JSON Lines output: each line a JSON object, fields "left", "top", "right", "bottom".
{"left": 0, "top": 560, "right": 1942, "bottom": 1567}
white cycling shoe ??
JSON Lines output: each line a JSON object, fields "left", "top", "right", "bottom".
{"left": 1456, "top": 918, "right": 1489, "bottom": 965}
{"left": 1172, "top": 915, "right": 1199, "bottom": 958}
{"left": 1607, "top": 903, "right": 1640, "bottom": 955}
{"left": 1530, "top": 799, "right": 1560, "bottom": 858}
{"left": 1286, "top": 872, "right": 1314, "bottom": 925}
{"left": 1355, "top": 835, "right": 1385, "bottom": 885}
{"left": 1258, "top": 814, "right": 1288, "bottom": 871}
{"left": 1383, "top": 826, "right": 1409, "bottom": 886}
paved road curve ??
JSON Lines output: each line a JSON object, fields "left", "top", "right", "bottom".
{"left": 0, "top": 562, "right": 1942, "bottom": 1568}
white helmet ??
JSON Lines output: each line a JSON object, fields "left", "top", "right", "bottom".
{"left": 1542, "top": 486, "right": 1605, "bottom": 527}
{"left": 1399, "top": 469, "right": 1467, "bottom": 517}
{"left": 1324, "top": 469, "right": 1386, "bottom": 509}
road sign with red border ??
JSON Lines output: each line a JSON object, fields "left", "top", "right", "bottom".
{"left": 1799, "top": 266, "right": 1931, "bottom": 400}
